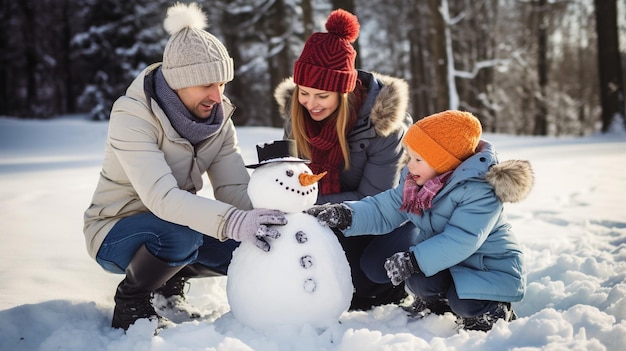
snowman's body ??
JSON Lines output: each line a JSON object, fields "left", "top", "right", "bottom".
{"left": 226, "top": 160, "right": 353, "bottom": 330}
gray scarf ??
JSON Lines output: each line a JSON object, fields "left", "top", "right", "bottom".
{"left": 154, "top": 68, "right": 224, "bottom": 145}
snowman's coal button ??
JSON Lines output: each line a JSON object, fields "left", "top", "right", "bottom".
{"left": 295, "top": 231, "right": 307, "bottom": 243}
{"left": 300, "top": 255, "right": 313, "bottom": 268}
{"left": 303, "top": 278, "right": 317, "bottom": 293}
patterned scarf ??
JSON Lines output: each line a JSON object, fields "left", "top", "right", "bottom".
{"left": 154, "top": 68, "right": 224, "bottom": 145}
{"left": 303, "top": 81, "right": 363, "bottom": 195}
{"left": 400, "top": 171, "right": 453, "bottom": 215}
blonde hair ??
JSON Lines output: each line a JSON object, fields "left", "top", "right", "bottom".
{"left": 289, "top": 86, "right": 353, "bottom": 170}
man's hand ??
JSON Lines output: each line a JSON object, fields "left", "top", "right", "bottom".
{"left": 306, "top": 203, "right": 352, "bottom": 231}
{"left": 384, "top": 251, "right": 420, "bottom": 286}
{"left": 224, "top": 209, "right": 287, "bottom": 252}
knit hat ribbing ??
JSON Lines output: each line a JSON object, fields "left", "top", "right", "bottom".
{"left": 403, "top": 110, "right": 482, "bottom": 174}
{"left": 162, "top": 2, "right": 234, "bottom": 90}
{"left": 293, "top": 9, "right": 359, "bottom": 93}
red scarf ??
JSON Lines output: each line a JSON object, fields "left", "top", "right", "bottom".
{"left": 305, "top": 117, "right": 347, "bottom": 195}
{"left": 304, "top": 82, "right": 363, "bottom": 195}
{"left": 400, "top": 171, "right": 452, "bottom": 215}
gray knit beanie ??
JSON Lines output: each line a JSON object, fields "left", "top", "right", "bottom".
{"left": 162, "top": 2, "right": 234, "bottom": 90}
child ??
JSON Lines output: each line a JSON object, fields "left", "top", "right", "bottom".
{"left": 307, "top": 110, "right": 534, "bottom": 331}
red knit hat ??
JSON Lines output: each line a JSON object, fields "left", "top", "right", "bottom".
{"left": 403, "top": 110, "right": 482, "bottom": 174}
{"left": 293, "top": 9, "right": 359, "bottom": 93}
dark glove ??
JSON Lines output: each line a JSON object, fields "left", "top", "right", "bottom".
{"left": 384, "top": 251, "right": 420, "bottom": 286}
{"left": 224, "top": 208, "right": 287, "bottom": 252}
{"left": 306, "top": 203, "right": 352, "bottom": 231}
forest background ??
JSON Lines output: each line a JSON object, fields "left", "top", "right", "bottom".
{"left": 1, "top": 0, "right": 625, "bottom": 136}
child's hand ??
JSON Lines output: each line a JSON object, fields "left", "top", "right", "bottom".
{"left": 384, "top": 251, "right": 420, "bottom": 285}
{"left": 305, "top": 203, "right": 353, "bottom": 231}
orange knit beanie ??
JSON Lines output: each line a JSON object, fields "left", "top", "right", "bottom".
{"left": 403, "top": 110, "right": 482, "bottom": 174}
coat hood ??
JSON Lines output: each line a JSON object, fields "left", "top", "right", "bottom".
{"left": 274, "top": 71, "right": 410, "bottom": 137}
{"left": 485, "top": 160, "right": 534, "bottom": 203}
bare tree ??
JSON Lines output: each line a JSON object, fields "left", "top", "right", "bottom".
{"left": 428, "top": 0, "right": 450, "bottom": 111}
{"left": 331, "top": 0, "right": 361, "bottom": 69}
{"left": 267, "top": 0, "right": 292, "bottom": 127}
{"left": 534, "top": 0, "right": 549, "bottom": 135}
{"left": 594, "top": 0, "right": 625, "bottom": 132}
{"left": 407, "top": 2, "right": 432, "bottom": 121}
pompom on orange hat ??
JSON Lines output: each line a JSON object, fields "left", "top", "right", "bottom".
{"left": 403, "top": 110, "right": 482, "bottom": 174}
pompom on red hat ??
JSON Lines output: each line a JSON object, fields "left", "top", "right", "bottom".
{"left": 293, "top": 9, "right": 360, "bottom": 93}
{"left": 403, "top": 110, "right": 482, "bottom": 174}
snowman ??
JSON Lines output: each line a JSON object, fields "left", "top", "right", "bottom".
{"left": 226, "top": 140, "right": 353, "bottom": 330}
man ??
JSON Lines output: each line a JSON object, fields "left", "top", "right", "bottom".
{"left": 83, "top": 2, "right": 286, "bottom": 331}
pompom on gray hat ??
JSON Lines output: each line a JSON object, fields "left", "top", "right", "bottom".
{"left": 162, "top": 2, "right": 234, "bottom": 90}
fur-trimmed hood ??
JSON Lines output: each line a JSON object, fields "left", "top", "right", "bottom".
{"left": 485, "top": 160, "right": 534, "bottom": 203}
{"left": 273, "top": 70, "right": 410, "bottom": 137}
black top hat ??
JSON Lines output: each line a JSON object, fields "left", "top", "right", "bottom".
{"left": 245, "top": 139, "right": 310, "bottom": 169}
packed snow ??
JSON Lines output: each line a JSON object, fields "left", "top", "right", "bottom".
{"left": 0, "top": 115, "right": 625, "bottom": 351}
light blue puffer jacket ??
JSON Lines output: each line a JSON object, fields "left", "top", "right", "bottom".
{"left": 343, "top": 141, "right": 534, "bottom": 302}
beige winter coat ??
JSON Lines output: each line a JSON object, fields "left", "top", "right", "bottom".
{"left": 83, "top": 63, "right": 252, "bottom": 259}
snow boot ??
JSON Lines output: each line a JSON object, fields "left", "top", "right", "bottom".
{"left": 456, "top": 302, "right": 517, "bottom": 332}
{"left": 402, "top": 295, "right": 453, "bottom": 318}
{"left": 153, "top": 263, "right": 223, "bottom": 323}
{"left": 111, "top": 245, "right": 183, "bottom": 331}
{"left": 349, "top": 282, "right": 408, "bottom": 311}
{"left": 153, "top": 275, "right": 201, "bottom": 323}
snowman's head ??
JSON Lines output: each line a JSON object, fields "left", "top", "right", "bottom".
{"left": 248, "top": 161, "right": 325, "bottom": 213}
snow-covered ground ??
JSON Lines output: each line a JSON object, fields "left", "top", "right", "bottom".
{"left": 0, "top": 115, "right": 624, "bottom": 351}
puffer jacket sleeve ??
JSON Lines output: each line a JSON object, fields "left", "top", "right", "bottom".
{"left": 108, "top": 99, "right": 235, "bottom": 240}
{"left": 342, "top": 168, "right": 411, "bottom": 236}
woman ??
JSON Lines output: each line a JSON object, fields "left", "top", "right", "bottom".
{"left": 274, "top": 9, "right": 418, "bottom": 310}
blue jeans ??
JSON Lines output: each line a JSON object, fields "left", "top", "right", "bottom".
{"left": 96, "top": 212, "right": 239, "bottom": 275}
{"left": 337, "top": 221, "right": 420, "bottom": 296}
{"left": 405, "top": 269, "right": 501, "bottom": 318}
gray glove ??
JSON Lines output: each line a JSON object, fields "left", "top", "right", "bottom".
{"left": 384, "top": 251, "right": 420, "bottom": 286}
{"left": 306, "top": 203, "right": 353, "bottom": 231}
{"left": 224, "top": 209, "right": 287, "bottom": 252}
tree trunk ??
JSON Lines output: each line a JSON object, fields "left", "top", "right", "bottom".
{"left": 60, "top": 0, "right": 75, "bottom": 114}
{"left": 268, "top": 0, "right": 291, "bottom": 128}
{"left": 534, "top": 0, "right": 548, "bottom": 136}
{"left": 19, "top": 0, "right": 38, "bottom": 116}
{"left": 408, "top": 1, "right": 429, "bottom": 121}
{"left": 594, "top": 0, "right": 625, "bottom": 132}
{"left": 429, "top": 0, "right": 449, "bottom": 112}
{"left": 302, "top": 0, "right": 313, "bottom": 39}
{"left": 0, "top": 0, "right": 11, "bottom": 115}
{"left": 331, "top": 0, "right": 361, "bottom": 69}
{"left": 220, "top": 9, "right": 247, "bottom": 126}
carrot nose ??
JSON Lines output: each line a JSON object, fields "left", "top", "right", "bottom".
{"left": 299, "top": 171, "right": 327, "bottom": 187}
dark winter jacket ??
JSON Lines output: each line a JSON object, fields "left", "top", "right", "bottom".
{"left": 344, "top": 141, "right": 533, "bottom": 302}
{"left": 274, "top": 70, "right": 413, "bottom": 204}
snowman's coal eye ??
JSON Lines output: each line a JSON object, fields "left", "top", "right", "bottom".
{"left": 285, "top": 169, "right": 294, "bottom": 177}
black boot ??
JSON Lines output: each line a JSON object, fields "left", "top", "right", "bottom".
{"left": 457, "top": 302, "right": 517, "bottom": 331}
{"left": 349, "top": 282, "right": 409, "bottom": 311}
{"left": 153, "top": 263, "right": 223, "bottom": 323}
{"left": 403, "top": 295, "right": 452, "bottom": 318}
{"left": 111, "top": 245, "right": 183, "bottom": 330}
